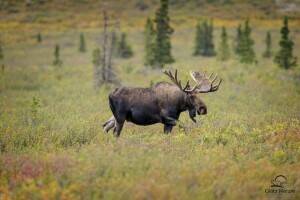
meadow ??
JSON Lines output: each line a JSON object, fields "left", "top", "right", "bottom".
{"left": 0, "top": 1, "right": 300, "bottom": 199}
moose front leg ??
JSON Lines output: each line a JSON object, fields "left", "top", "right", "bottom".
{"left": 113, "top": 119, "right": 125, "bottom": 137}
{"left": 189, "top": 109, "right": 197, "bottom": 123}
{"left": 164, "top": 125, "right": 174, "bottom": 134}
{"left": 161, "top": 110, "right": 177, "bottom": 134}
{"left": 161, "top": 111, "right": 177, "bottom": 126}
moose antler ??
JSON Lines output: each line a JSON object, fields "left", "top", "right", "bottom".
{"left": 163, "top": 69, "right": 200, "bottom": 93}
{"left": 190, "top": 71, "right": 222, "bottom": 93}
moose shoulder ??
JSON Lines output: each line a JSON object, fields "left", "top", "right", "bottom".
{"left": 103, "top": 70, "right": 222, "bottom": 137}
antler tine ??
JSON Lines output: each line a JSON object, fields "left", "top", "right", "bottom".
{"left": 216, "top": 78, "right": 222, "bottom": 87}
{"left": 185, "top": 82, "right": 201, "bottom": 92}
{"left": 163, "top": 69, "right": 182, "bottom": 91}
{"left": 182, "top": 80, "right": 190, "bottom": 91}
{"left": 178, "top": 80, "right": 182, "bottom": 90}
{"left": 163, "top": 69, "right": 194, "bottom": 93}
{"left": 211, "top": 78, "right": 222, "bottom": 91}
{"left": 212, "top": 73, "right": 218, "bottom": 82}
{"left": 209, "top": 73, "right": 214, "bottom": 79}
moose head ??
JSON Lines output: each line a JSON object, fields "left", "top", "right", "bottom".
{"left": 163, "top": 69, "right": 222, "bottom": 122}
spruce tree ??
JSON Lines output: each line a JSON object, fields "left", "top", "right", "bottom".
{"left": 193, "top": 21, "right": 204, "bottom": 56}
{"left": 0, "top": 42, "right": 3, "bottom": 61}
{"left": 263, "top": 31, "right": 272, "bottom": 58}
{"left": 53, "top": 44, "right": 62, "bottom": 66}
{"left": 193, "top": 19, "right": 215, "bottom": 57}
{"left": 0, "top": 38, "right": 3, "bottom": 74}
{"left": 144, "top": 18, "right": 155, "bottom": 66}
{"left": 238, "top": 19, "right": 256, "bottom": 63}
{"left": 117, "top": 33, "right": 133, "bottom": 58}
{"left": 234, "top": 24, "right": 242, "bottom": 55}
{"left": 37, "top": 32, "right": 42, "bottom": 43}
{"left": 203, "top": 19, "right": 215, "bottom": 57}
{"left": 274, "top": 16, "right": 297, "bottom": 69}
{"left": 153, "top": 0, "right": 174, "bottom": 67}
{"left": 79, "top": 33, "right": 86, "bottom": 52}
{"left": 218, "top": 26, "right": 230, "bottom": 61}
{"left": 208, "top": 18, "right": 216, "bottom": 56}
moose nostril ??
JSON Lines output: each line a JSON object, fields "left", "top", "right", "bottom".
{"left": 199, "top": 107, "right": 207, "bottom": 115}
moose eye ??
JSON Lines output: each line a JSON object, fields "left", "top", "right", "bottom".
{"left": 190, "top": 95, "right": 195, "bottom": 100}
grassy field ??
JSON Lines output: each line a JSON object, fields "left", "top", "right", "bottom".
{"left": 1, "top": 1, "right": 300, "bottom": 199}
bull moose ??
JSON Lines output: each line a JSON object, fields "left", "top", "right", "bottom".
{"left": 103, "top": 69, "right": 222, "bottom": 137}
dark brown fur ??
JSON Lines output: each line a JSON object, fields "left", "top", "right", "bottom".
{"left": 103, "top": 82, "right": 207, "bottom": 137}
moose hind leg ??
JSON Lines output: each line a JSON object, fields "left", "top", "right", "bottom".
{"left": 113, "top": 119, "right": 125, "bottom": 137}
{"left": 103, "top": 116, "right": 115, "bottom": 132}
{"left": 103, "top": 118, "right": 115, "bottom": 133}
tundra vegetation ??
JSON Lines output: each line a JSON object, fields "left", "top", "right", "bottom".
{"left": 0, "top": 0, "right": 300, "bottom": 199}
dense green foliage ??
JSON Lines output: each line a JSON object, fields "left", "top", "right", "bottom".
{"left": 263, "top": 31, "right": 272, "bottom": 58}
{"left": 238, "top": 19, "right": 256, "bottom": 63}
{"left": 79, "top": 33, "right": 86, "bottom": 53}
{"left": 274, "top": 16, "right": 297, "bottom": 69}
{"left": 217, "top": 26, "right": 230, "bottom": 61}
{"left": 117, "top": 33, "right": 133, "bottom": 58}
{"left": 152, "top": 0, "right": 174, "bottom": 67}
{"left": 144, "top": 18, "right": 155, "bottom": 66}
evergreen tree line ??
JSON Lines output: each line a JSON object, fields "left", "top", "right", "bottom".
{"left": 233, "top": 16, "right": 297, "bottom": 69}
{"left": 143, "top": 0, "right": 297, "bottom": 69}
{"left": 0, "top": 0, "right": 297, "bottom": 87}
{"left": 33, "top": 30, "right": 134, "bottom": 69}
{"left": 183, "top": 16, "right": 295, "bottom": 68}
{"left": 142, "top": 0, "right": 296, "bottom": 69}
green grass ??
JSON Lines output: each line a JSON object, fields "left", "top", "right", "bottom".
{"left": 0, "top": 5, "right": 300, "bottom": 199}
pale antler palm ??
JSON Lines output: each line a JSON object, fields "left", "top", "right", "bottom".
{"left": 190, "top": 70, "right": 222, "bottom": 93}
